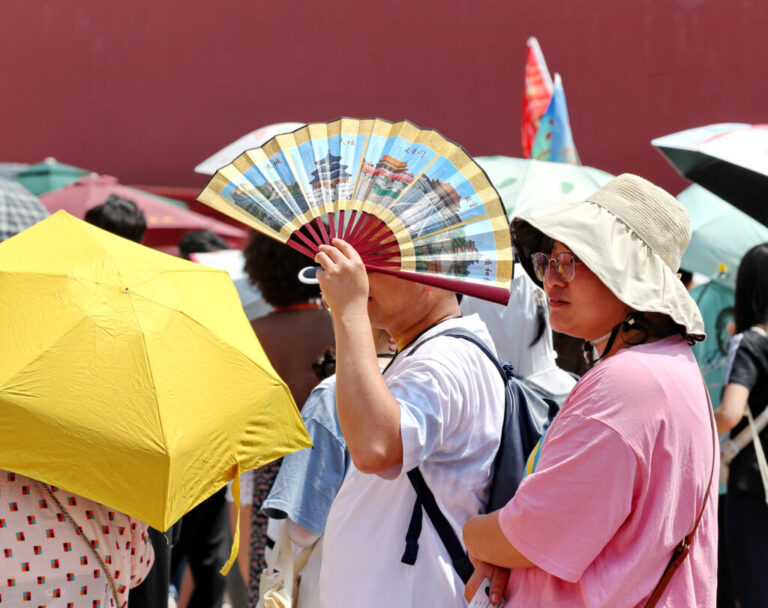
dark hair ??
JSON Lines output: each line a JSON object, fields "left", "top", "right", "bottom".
{"left": 679, "top": 269, "right": 693, "bottom": 288}
{"left": 734, "top": 243, "right": 768, "bottom": 333}
{"left": 84, "top": 194, "right": 146, "bottom": 243}
{"left": 312, "top": 348, "right": 336, "bottom": 381}
{"left": 242, "top": 231, "right": 321, "bottom": 307}
{"left": 178, "top": 230, "right": 228, "bottom": 259}
{"left": 530, "top": 288, "right": 547, "bottom": 347}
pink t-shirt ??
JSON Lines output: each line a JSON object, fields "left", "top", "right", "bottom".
{"left": 498, "top": 337, "right": 718, "bottom": 607}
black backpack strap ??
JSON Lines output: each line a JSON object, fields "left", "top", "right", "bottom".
{"left": 401, "top": 477, "right": 422, "bottom": 566}
{"left": 400, "top": 328, "right": 507, "bottom": 583}
{"left": 403, "top": 469, "right": 474, "bottom": 583}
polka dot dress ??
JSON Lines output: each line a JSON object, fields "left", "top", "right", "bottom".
{"left": 0, "top": 470, "right": 154, "bottom": 607}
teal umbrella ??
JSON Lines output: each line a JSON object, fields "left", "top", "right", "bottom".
{"left": 476, "top": 156, "right": 613, "bottom": 220}
{"left": 15, "top": 157, "right": 91, "bottom": 195}
{"left": 690, "top": 281, "right": 734, "bottom": 412}
{"left": 678, "top": 184, "right": 768, "bottom": 287}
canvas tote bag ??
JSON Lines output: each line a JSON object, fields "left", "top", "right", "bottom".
{"left": 256, "top": 522, "right": 312, "bottom": 608}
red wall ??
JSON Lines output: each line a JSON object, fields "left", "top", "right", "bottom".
{"left": 1, "top": 0, "right": 765, "bottom": 196}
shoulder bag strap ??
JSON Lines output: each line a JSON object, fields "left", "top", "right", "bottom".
{"left": 38, "top": 482, "right": 121, "bottom": 607}
{"left": 744, "top": 404, "right": 768, "bottom": 507}
{"left": 643, "top": 386, "right": 717, "bottom": 607}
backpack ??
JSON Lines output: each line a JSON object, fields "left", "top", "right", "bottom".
{"left": 400, "top": 327, "right": 561, "bottom": 583}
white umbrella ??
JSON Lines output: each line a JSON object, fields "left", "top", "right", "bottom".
{"left": 652, "top": 123, "right": 768, "bottom": 227}
{"left": 195, "top": 122, "right": 305, "bottom": 175}
{"left": 191, "top": 249, "right": 272, "bottom": 320}
{"left": 476, "top": 155, "right": 613, "bottom": 220}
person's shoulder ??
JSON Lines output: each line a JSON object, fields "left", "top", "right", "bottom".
{"left": 389, "top": 317, "right": 499, "bottom": 397}
{"left": 739, "top": 328, "right": 768, "bottom": 352}
{"left": 412, "top": 314, "right": 495, "bottom": 351}
{"left": 301, "top": 375, "right": 339, "bottom": 422}
{"left": 730, "top": 329, "right": 768, "bottom": 375}
{"left": 568, "top": 339, "right": 691, "bottom": 407}
{"left": 406, "top": 315, "right": 497, "bottom": 370}
{"left": 605, "top": 336, "right": 693, "bottom": 376}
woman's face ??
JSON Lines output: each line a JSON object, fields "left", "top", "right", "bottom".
{"left": 542, "top": 241, "right": 632, "bottom": 342}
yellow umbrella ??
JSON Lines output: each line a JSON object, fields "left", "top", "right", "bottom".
{"left": 0, "top": 211, "right": 311, "bottom": 571}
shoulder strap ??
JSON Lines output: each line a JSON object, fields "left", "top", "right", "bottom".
{"left": 403, "top": 469, "right": 474, "bottom": 583}
{"left": 401, "top": 328, "right": 508, "bottom": 584}
{"left": 643, "top": 386, "right": 717, "bottom": 607}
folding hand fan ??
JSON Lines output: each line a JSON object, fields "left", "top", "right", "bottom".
{"left": 198, "top": 118, "right": 514, "bottom": 304}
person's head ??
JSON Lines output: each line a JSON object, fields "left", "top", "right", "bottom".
{"left": 178, "top": 229, "right": 228, "bottom": 260}
{"left": 679, "top": 269, "right": 694, "bottom": 290}
{"left": 243, "top": 231, "right": 321, "bottom": 307}
{"left": 366, "top": 271, "right": 459, "bottom": 347}
{"left": 536, "top": 239, "right": 633, "bottom": 342}
{"left": 511, "top": 174, "right": 705, "bottom": 359}
{"left": 84, "top": 195, "right": 146, "bottom": 243}
{"left": 734, "top": 243, "right": 768, "bottom": 333}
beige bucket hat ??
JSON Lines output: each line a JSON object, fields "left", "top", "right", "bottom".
{"left": 510, "top": 173, "right": 705, "bottom": 340}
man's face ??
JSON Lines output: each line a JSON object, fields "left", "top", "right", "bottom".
{"left": 366, "top": 272, "right": 431, "bottom": 334}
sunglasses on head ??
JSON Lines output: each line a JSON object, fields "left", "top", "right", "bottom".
{"left": 531, "top": 251, "right": 579, "bottom": 282}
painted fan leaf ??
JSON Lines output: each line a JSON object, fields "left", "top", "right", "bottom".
{"left": 198, "top": 118, "right": 513, "bottom": 304}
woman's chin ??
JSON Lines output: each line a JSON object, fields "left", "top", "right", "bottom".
{"left": 549, "top": 318, "right": 585, "bottom": 340}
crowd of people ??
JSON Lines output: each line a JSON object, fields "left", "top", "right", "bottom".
{"left": 2, "top": 171, "right": 768, "bottom": 607}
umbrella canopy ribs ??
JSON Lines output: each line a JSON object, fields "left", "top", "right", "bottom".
{"left": 0, "top": 211, "right": 311, "bottom": 532}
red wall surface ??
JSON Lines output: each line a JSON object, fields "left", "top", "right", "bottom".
{"left": 1, "top": 0, "right": 766, "bottom": 196}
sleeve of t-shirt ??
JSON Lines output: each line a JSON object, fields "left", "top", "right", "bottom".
{"left": 261, "top": 394, "right": 347, "bottom": 537}
{"left": 498, "top": 413, "right": 637, "bottom": 583}
{"left": 727, "top": 336, "right": 759, "bottom": 391}
{"left": 387, "top": 354, "right": 464, "bottom": 474}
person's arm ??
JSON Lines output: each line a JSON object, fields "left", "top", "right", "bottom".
{"left": 463, "top": 511, "right": 534, "bottom": 569}
{"left": 286, "top": 519, "right": 320, "bottom": 548}
{"left": 714, "top": 383, "right": 750, "bottom": 434}
{"left": 315, "top": 239, "right": 403, "bottom": 474}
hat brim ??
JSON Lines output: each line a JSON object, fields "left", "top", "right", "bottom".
{"left": 511, "top": 201, "right": 705, "bottom": 340}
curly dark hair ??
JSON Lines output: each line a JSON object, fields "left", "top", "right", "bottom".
{"left": 243, "top": 231, "right": 321, "bottom": 307}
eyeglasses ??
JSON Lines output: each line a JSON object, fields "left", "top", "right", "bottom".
{"left": 531, "top": 251, "right": 579, "bottom": 282}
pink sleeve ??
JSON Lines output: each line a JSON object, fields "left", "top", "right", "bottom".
{"left": 128, "top": 520, "right": 155, "bottom": 588}
{"left": 498, "top": 413, "right": 638, "bottom": 582}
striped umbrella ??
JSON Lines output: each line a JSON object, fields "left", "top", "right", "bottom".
{"left": 0, "top": 175, "right": 49, "bottom": 242}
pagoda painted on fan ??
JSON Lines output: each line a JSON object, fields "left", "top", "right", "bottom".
{"left": 309, "top": 152, "right": 353, "bottom": 201}
{"left": 355, "top": 155, "right": 415, "bottom": 203}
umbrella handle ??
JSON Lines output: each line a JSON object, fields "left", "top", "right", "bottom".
{"left": 219, "top": 463, "right": 242, "bottom": 576}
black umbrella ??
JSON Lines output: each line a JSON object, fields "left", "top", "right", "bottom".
{"left": 652, "top": 123, "right": 768, "bottom": 228}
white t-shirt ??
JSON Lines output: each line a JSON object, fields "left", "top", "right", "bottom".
{"left": 319, "top": 314, "right": 504, "bottom": 608}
